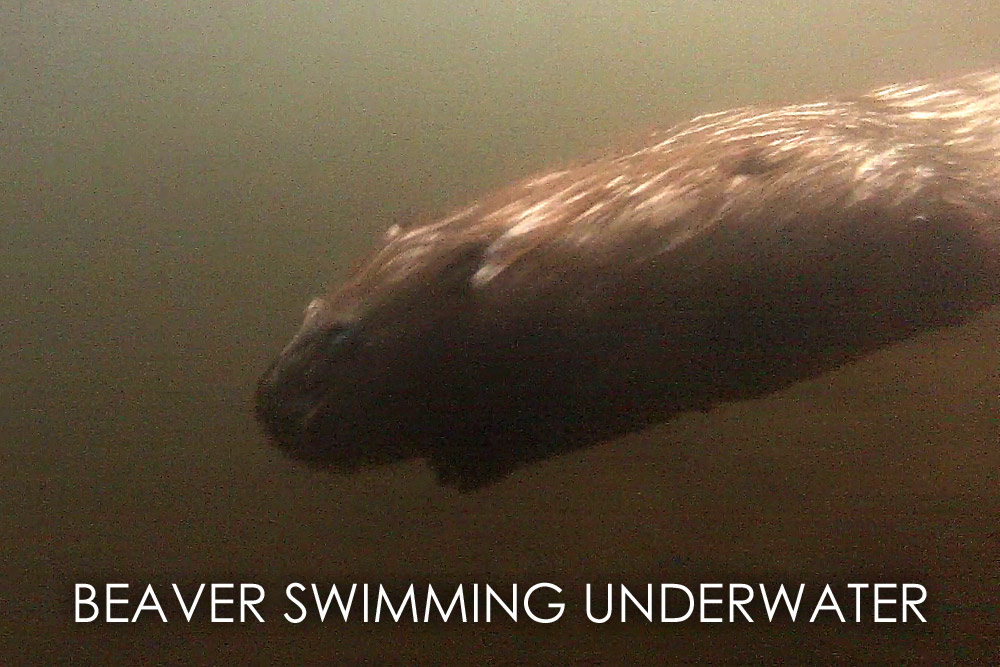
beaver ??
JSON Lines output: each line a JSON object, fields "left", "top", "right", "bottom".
{"left": 256, "top": 70, "right": 1000, "bottom": 489}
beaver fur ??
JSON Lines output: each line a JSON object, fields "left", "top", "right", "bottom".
{"left": 256, "top": 70, "right": 1000, "bottom": 489}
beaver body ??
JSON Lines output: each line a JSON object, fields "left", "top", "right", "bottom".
{"left": 256, "top": 70, "right": 1000, "bottom": 488}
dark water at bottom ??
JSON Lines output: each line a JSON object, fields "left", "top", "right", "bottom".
{"left": 5, "top": 275, "right": 998, "bottom": 661}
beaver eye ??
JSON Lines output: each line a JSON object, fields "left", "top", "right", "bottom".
{"left": 320, "top": 325, "right": 354, "bottom": 356}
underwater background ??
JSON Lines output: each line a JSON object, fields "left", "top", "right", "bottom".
{"left": 3, "top": 1, "right": 998, "bottom": 662}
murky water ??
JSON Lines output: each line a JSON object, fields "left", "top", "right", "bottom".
{"left": 3, "top": 2, "right": 998, "bottom": 662}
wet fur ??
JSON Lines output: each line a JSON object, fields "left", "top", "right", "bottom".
{"left": 256, "top": 70, "right": 1000, "bottom": 489}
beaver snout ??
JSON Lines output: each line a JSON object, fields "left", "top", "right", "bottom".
{"left": 255, "top": 309, "right": 357, "bottom": 445}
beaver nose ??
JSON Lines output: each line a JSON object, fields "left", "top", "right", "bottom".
{"left": 256, "top": 315, "right": 357, "bottom": 442}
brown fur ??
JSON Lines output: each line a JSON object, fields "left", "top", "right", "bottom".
{"left": 257, "top": 70, "right": 1000, "bottom": 488}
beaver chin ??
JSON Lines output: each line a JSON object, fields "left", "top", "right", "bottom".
{"left": 256, "top": 69, "right": 1000, "bottom": 489}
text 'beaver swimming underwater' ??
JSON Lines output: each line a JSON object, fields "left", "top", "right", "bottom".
{"left": 255, "top": 70, "right": 1000, "bottom": 489}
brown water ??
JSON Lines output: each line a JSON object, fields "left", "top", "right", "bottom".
{"left": 3, "top": 2, "right": 998, "bottom": 663}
